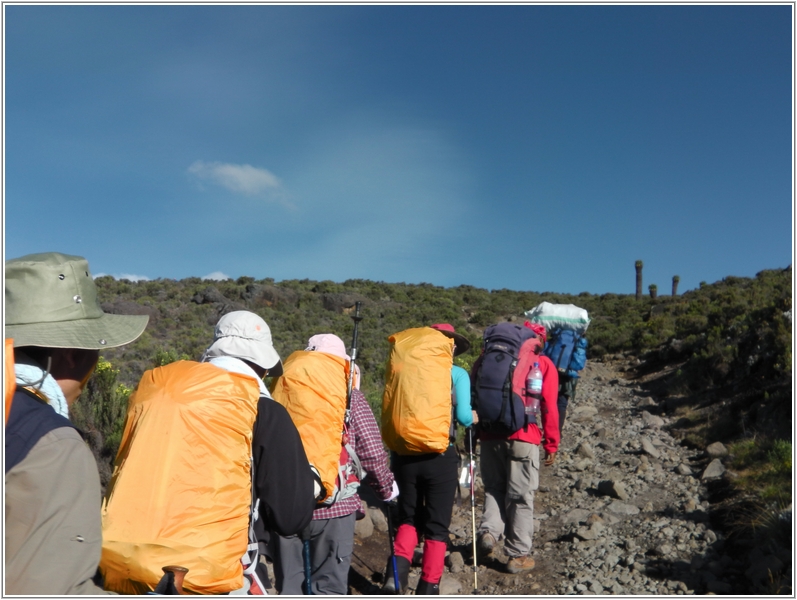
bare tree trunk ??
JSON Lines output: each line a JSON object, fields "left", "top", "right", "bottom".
{"left": 635, "top": 261, "right": 644, "bottom": 300}
{"left": 649, "top": 284, "right": 658, "bottom": 299}
{"left": 672, "top": 275, "right": 680, "bottom": 296}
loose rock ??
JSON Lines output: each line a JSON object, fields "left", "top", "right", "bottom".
{"left": 706, "top": 442, "right": 728, "bottom": 459}
{"left": 701, "top": 459, "right": 726, "bottom": 480}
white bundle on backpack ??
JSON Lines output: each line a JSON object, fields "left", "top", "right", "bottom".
{"left": 525, "top": 302, "right": 590, "bottom": 334}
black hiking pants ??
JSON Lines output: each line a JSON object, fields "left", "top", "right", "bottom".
{"left": 391, "top": 445, "right": 458, "bottom": 541}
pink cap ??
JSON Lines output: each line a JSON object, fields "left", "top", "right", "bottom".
{"left": 306, "top": 333, "right": 360, "bottom": 388}
{"left": 305, "top": 334, "right": 349, "bottom": 360}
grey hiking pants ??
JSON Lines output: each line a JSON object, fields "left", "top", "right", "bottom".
{"left": 274, "top": 512, "right": 357, "bottom": 595}
{"left": 478, "top": 439, "right": 540, "bottom": 558}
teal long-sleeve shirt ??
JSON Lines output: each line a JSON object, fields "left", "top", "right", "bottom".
{"left": 452, "top": 365, "right": 473, "bottom": 427}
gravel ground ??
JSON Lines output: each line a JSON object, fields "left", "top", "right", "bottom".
{"left": 267, "top": 357, "right": 791, "bottom": 595}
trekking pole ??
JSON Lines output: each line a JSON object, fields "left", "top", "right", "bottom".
{"left": 385, "top": 499, "right": 401, "bottom": 594}
{"left": 303, "top": 537, "right": 312, "bottom": 595}
{"left": 345, "top": 301, "right": 363, "bottom": 422}
{"left": 468, "top": 427, "right": 478, "bottom": 592}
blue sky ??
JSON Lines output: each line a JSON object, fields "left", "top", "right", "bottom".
{"left": 4, "top": 4, "right": 793, "bottom": 295}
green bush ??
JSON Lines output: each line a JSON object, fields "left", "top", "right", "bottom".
{"left": 768, "top": 439, "right": 792, "bottom": 475}
{"left": 88, "top": 265, "right": 791, "bottom": 483}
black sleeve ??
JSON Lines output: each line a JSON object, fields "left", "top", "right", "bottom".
{"left": 252, "top": 396, "right": 316, "bottom": 537}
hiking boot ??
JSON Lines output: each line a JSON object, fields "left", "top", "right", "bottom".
{"left": 477, "top": 531, "right": 497, "bottom": 557}
{"left": 381, "top": 555, "right": 410, "bottom": 594}
{"left": 415, "top": 578, "right": 440, "bottom": 595}
{"left": 506, "top": 555, "right": 536, "bottom": 574}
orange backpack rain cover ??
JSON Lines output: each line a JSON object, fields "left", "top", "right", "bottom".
{"left": 100, "top": 361, "right": 260, "bottom": 595}
{"left": 382, "top": 327, "right": 454, "bottom": 455}
{"left": 5, "top": 339, "right": 15, "bottom": 424}
{"left": 271, "top": 351, "right": 348, "bottom": 503}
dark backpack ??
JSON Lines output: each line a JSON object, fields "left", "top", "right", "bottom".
{"left": 473, "top": 322, "right": 541, "bottom": 434}
{"left": 544, "top": 328, "right": 588, "bottom": 378}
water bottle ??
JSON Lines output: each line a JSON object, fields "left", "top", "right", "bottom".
{"left": 525, "top": 362, "right": 543, "bottom": 424}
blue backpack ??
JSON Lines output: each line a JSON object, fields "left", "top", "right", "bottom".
{"left": 543, "top": 329, "right": 588, "bottom": 379}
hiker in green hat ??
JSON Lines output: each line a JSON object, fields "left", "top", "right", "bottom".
{"left": 5, "top": 252, "right": 148, "bottom": 594}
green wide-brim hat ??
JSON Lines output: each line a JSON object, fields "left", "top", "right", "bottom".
{"left": 5, "top": 252, "right": 149, "bottom": 349}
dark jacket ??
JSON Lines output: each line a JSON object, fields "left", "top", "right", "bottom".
{"left": 5, "top": 389, "right": 107, "bottom": 594}
{"left": 252, "top": 395, "right": 316, "bottom": 537}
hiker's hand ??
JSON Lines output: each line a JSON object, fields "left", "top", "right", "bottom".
{"left": 387, "top": 481, "right": 400, "bottom": 502}
{"left": 471, "top": 410, "right": 479, "bottom": 425}
{"left": 310, "top": 465, "right": 325, "bottom": 502}
{"left": 544, "top": 451, "right": 556, "bottom": 466}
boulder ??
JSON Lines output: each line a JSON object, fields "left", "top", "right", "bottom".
{"left": 446, "top": 551, "right": 465, "bottom": 574}
{"left": 571, "top": 458, "right": 593, "bottom": 472}
{"left": 571, "top": 406, "right": 599, "bottom": 422}
{"left": 368, "top": 506, "right": 388, "bottom": 533}
{"left": 439, "top": 575, "right": 462, "bottom": 595}
{"left": 701, "top": 459, "right": 726, "bottom": 480}
{"left": 606, "top": 501, "right": 640, "bottom": 515}
{"left": 563, "top": 508, "right": 592, "bottom": 524}
{"left": 100, "top": 300, "right": 159, "bottom": 323}
{"left": 577, "top": 442, "right": 596, "bottom": 459}
{"left": 576, "top": 522, "right": 604, "bottom": 540}
{"left": 597, "top": 479, "right": 629, "bottom": 501}
{"left": 641, "top": 411, "right": 665, "bottom": 429}
{"left": 321, "top": 293, "right": 368, "bottom": 314}
{"left": 640, "top": 437, "right": 661, "bottom": 459}
{"left": 191, "top": 286, "right": 233, "bottom": 305}
{"left": 354, "top": 510, "right": 374, "bottom": 539}
{"left": 706, "top": 442, "right": 728, "bottom": 458}
{"left": 574, "top": 477, "right": 590, "bottom": 492}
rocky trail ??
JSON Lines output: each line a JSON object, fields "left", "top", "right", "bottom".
{"left": 265, "top": 357, "right": 792, "bottom": 595}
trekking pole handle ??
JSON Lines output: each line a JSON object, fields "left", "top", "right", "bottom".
{"left": 346, "top": 302, "right": 363, "bottom": 413}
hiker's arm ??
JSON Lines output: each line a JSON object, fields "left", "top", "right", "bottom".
{"left": 252, "top": 397, "right": 316, "bottom": 537}
{"left": 539, "top": 358, "right": 560, "bottom": 454}
{"left": 5, "top": 429, "right": 109, "bottom": 595}
{"left": 350, "top": 390, "right": 394, "bottom": 500}
{"left": 452, "top": 365, "right": 473, "bottom": 427}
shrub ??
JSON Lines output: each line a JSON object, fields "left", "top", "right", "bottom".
{"left": 767, "top": 439, "right": 792, "bottom": 475}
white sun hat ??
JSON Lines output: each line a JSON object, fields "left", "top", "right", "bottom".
{"left": 203, "top": 310, "right": 283, "bottom": 377}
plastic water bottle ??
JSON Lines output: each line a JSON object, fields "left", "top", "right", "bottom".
{"left": 525, "top": 363, "right": 543, "bottom": 424}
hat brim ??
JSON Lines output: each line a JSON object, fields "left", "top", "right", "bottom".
{"left": 267, "top": 360, "right": 283, "bottom": 378}
{"left": 6, "top": 313, "right": 149, "bottom": 350}
{"left": 205, "top": 336, "right": 283, "bottom": 376}
{"left": 436, "top": 330, "right": 471, "bottom": 356}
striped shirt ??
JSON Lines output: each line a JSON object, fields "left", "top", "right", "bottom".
{"left": 311, "top": 389, "right": 395, "bottom": 520}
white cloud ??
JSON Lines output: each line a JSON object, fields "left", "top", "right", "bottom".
{"left": 92, "top": 273, "right": 150, "bottom": 282}
{"left": 188, "top": 160, "right": 281, "bottom": 196}
{"left": 202, "top": 271, "right": 232, "bottom": 281}
{"left": 117, "top": 273, "right": 151, "bottom": 282}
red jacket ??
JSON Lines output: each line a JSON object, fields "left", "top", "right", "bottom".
{"left": 473, "top": 353, "right": 560, "bottom": 455}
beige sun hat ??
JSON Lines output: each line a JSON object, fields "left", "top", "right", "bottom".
{"left": 5, "top": 252, "right": 149, "bottom": 349}
{"left": 203, "top": 310, "right": 283, "bottom": 377}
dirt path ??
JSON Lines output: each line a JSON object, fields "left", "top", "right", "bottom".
{"left": 339, "top": 358, "right": 775, "bottom": 595}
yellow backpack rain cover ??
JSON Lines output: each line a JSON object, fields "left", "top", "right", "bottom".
{"left": 382, "top": 327, "right": 454, "bottom": 455}
{"left": 271, "top": 351, "right": 348, "bottom": 504}
{"left": 100, "top": 361, "right": 260, "bottom": 595}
